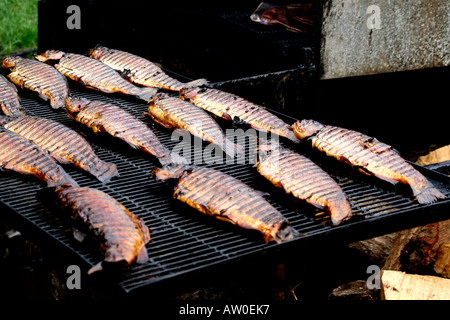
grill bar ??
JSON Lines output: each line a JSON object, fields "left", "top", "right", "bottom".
{"left": 0, "top": 85, "right": 448, "bottom": 294}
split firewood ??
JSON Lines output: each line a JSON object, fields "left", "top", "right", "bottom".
{"left": 381, "top": 270, "right": 450, "bottom": 300}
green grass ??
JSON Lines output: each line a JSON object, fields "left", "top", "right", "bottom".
{"left": 0, "top": 0, "right": 38, "bottom": 56}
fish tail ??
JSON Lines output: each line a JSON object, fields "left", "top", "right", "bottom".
{"left": 48, "top": 174, "right": 79, "bottom": 188}
{"left": 184, "top": 78, "right": 208, "bottom": 89}
{"left": 221, "top": 140, "right": 243, "bottom": 158}
{"left": 327, "top": 200, "right": 353, "bottom": 226}
{"left": 272, "top": 222, "right": 299, "bottom": 243}
{"left": 137, "top": 87, "right": 158, "bottom": 102}
{"left": 157, "top": 151, "right": 189, "bottom": 167}
{"left": 411, "top": 180, "right": 446, "bottom": 204}
{"left": 91, "top": 161, "right": 119, "bottom": 183}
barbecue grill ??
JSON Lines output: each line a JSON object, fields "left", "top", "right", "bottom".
{"left": 0, "top": 82, "right": 448, "bottom": 295}
{"left": 2, "top": 0, "right": 449, "bottom": 298}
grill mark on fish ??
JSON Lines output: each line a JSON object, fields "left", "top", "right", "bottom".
{"left": 1, "top": 115, "right": 118, "bottom": 182}
{"left": 35, "top": 51, "right": 156, "bottom": 102}
{"left": 146, "top": 94, "right": 242, "bottom": 157}
{"left": 179, "top": 87, "right": 300, "bottom": 143}
{"left": 65, "top": 97, "right": 186, "bottom": 167}
{"left": 0, "top": 74, "right": 25, "bottom": 116}
{"left": 292, "top": 119, "right": 446, "bottom": 204}
{"left": 55, "top": 186, "right": 150, "bottom": 274}
{"left": 88, "top": 46, "right": 207, "bottom": 92}
{"left": 0, "top": 128, "right": 78, "bottom": 187}
{"left": 1, "top": 56, "right": 69, "bottom": 109}
{"left": 161, "top": 166, "right": 297, "bottom": 243}
{"left": 256, "top": 142, "right": 352, "bottom": 225}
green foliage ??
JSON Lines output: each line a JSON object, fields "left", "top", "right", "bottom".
{"left": 0, "top": 0, "right": 38, "bottom": 56}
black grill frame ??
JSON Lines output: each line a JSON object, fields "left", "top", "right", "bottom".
{"left": 0, "top": 85, "right": 449, "bottom": 294}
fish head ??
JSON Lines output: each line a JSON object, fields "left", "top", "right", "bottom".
{"left": 34, "top": 50, "right": 65, "bottom": 62}
{"left": 65, "top": 96, "right": 90, "bottom": 117}
{"left": 88, "top": 45, "right": 109, "bottom": 59}
{"left": 1, "top": 56, "right": 21, "bottom": 69}
{"left": 291, "top": 119, "right": 324, "bottom": 140}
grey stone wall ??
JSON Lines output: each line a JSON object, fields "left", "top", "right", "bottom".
{"left": 321, "top": 0, "right": 449, "bottom": 79}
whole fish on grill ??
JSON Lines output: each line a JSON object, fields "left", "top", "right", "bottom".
{"left": 179, "top": 87, "right": 300, "bottom": 143}
{"left": 35, "top": 50, "right": 157, "bottom": 102}
{"left": 153, "top": 165, "right": 298, "bottom": 243}
{"left": 0, "top": 128, "right": 78, "bottom": 187}
{"left": 55, "top": 186, "right": 151, "bottom": 274}
{"left": 256, "top": 141, "right": 352, "bottom": 225}
{"left": 0, "top": 115, "right": 118, "bottom": 183}
{"left": 145, "top": 93, "right": 243, "bottom": 157}
{"left": 0, "top": 74, "right": 26, "bottom": 116}
{"left": 65, "top": 96, "right": 187, "bottom": 166}
{"left": 1, "top": 56, "right": 69, "bottom": 109}
{"left": 291, "top": 119, "right": 446, "bottom": 204}
{"left": 88, "top": 45, "right": 208, "bottom": 92}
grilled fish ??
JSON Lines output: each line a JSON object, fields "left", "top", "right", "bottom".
{"left": 179, "top": 87, "right": 300, "bottom": 143}
{"left": 88, "top": 45, "right": 207, "bottom": 92}
{"left": 1, "top": 56, "right": 69, "bottom": 109}
{"left": 256, "top": 141, "right": 352, "bottom": 225}
{"left": 292, "top": 119, "right": 446, "bottom": 204}
{"left": 0, "top": 115, "right": 118, "bottom": 182}
{"left": 55, "top": 186, "right": 151, "bottom": 274}
{"left": 146, "top": 93, "right": 243, "bottom": 157}
{"left": 65, "top": 96, "right": 187, "bottom": 166}
{"left": 0, "top": 74, "right": 25, "bottom": 116}
{"left": 153, "top": 165, "right": 298, "bottom": 243}
{"left": 35, "top": 50, "right": 156, "bottom": 102}
{"left": 0, "top": 128, "right": 78, "bottom": 187}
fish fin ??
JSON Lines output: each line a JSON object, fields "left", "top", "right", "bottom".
{"left": 87, "top": 262, "right": 103, "bottom": 275}
{"left": 153, "top": 164, "right": 191, "bottom": 181}
{"left": 285, "top": 130, "right": 301, "bottom": 144}
{"left": 143, "top": 112, "right": 175, "bottom": 129}
{"left": 184, "top": 78, "right": 209, "bottom": 88}
{"left": 51, "top": 154, "right": 71, "bottom": 165}
{"left": 137, "top": 87, "right": 158, "bottom": 102}
{"left": 371, "top": 171, "right": 399, "bottom": 185}
{"left": 73, "top": 228, "right": 87, "bottom": 242}
{"left": 92, "top": 161, "right": 119, "bottom": 183}
{"left": 136, "top": 246, "right": 149, "bottom": 264}
{"left": 411, "top": 181, "right": 446, "bottom": 204}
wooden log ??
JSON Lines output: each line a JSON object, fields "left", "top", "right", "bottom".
{"left": 381, "top": 270, "right": 450, "bottom": 300}
{"left": 329, "top": 280, "right": 379, "bottom": 301}
{"left": 383, "top": 220, "right": 450, "bottom": 278}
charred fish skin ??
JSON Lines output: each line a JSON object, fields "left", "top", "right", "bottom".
{"left": 0, "top": 128, "right": 78, "bottom": 188}
{"left": 0, "top": 74, "right": 26, "bottom": 116}
{"left": 0, "top": 115, "right": 118, "bottom": 183}
{"left": 88, "top": 45, "right": 208, "bottom": 92}
{"left": 291, "top": 119, "right": 446, "bottom": 204}
{"left": 1, "top": 56, "right": 69, "bottom": 109}
{"left": 65, "top": 96, "right": 187, "bottom": 167}
{"left": 155, "top": 165, "right": 298, "bottom": 243}
{"left": 55, "top": 186, "right": 150, "bottom": 274}
{"left": 256, "top": 141, "right": 352, "bottom": 225}
{"left": 35, "top": 50, "right": 156, "bottom": 102}
{"left": 146, "top": 93, "right": 243, "bottom": 157}
{"left": 179, "top": 87, "right": 300, "bottom": 144}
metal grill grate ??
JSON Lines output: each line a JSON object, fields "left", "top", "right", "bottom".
{"left": 0, "top": 85, "right": 449, "bottom": 293}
